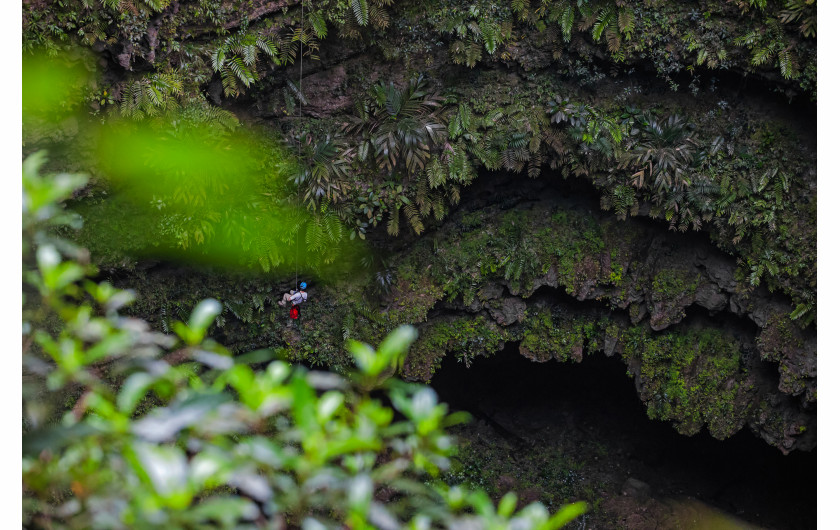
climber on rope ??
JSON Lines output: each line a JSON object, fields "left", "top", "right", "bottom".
{"left": 279, "top": 282, "right": 308, "bottom": 307}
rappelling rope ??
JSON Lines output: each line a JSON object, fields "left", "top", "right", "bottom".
{"left": 294, "top": 0, "right": 304, "bottom": 292}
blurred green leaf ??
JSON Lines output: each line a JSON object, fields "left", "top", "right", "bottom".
{"left": 23, "top": 423, "right": 102, "bottom": 457}
{"left": 377, "top": 325, "right": 418, "bottom": 361}
{"left": 118, "top": 373, "right": 155, "bottom": 414}
{"left": 544, "top": 501, "right": 588, "bottom": 529}
{"left": 188, "top": 299, "right": 222, "bottom": 335}
{"left": 132, "top": 442, "right": 191, "bottom": 507}
{"left": 23, "top": 152, "right": 88, "bottom": 218}
{"left": 132, "top": 393, "right": 229, "bottom": 442}
{"left": 498, "top": 492, "right": 517, "bottom": 518}
{"left": 190, "top": 497, "right": 260, "bottom": 526}
{"left": 347, "top": 474, "right": 373, "bottom": 515}
{"left": 316, "top": 391, "right": 344, "bottom": 424}
{"left": 22, "top": 54, "right": 90, "bottom": 120}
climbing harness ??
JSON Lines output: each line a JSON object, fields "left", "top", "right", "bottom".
{"left": 281, "top": 286, "right": 308, "bottom": 306}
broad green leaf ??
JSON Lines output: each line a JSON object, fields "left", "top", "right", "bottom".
{"left": 292, "top": 372, "right": 317, "bottom": 432}
{"left": 132, "top": 393, "right": 228, "bottom": 442}
{"left": 84, "top": 331, "right": 133, "bottom": 363}
{"left": 118, "top": 373, "right": 155, "bottom": 414}
{"left": 498, "top": 492, "right": 517, "bottom": 518}
{"left": 190, "top": 497, "right": 260, "bottom": 526}
{"left": 35, "top": 245, "right": 61, "bottom": 273}
{"left": 229, "top": 469, "right": 272, "bottom": 502}
{"left": 377, "top": 325, "right": 417, "bottom": 364}
{"left": 133, "top": 442, "right": 190, "bottom": 505}
{"left": 302, "top": 518, "right": 329, "bottom": 530}
{"left": 542, "top": 501, "right": 588, "bottom": 529}
{"left": 22, "top": 423, "right": 101, "bottom": 457}
{"left": 317, "top": 391, "right": 344, "bottom": 424}
{"left": 347, "top": 340, "right": 378, "bottom": 375}
{"left": 347, "top": 474, "right": 373, "bottom": 514}
{"left": 188, "top": 299, "right": 222, "bottom": 336}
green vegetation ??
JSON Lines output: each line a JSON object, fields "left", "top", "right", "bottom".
{"left": 21, "top": 0, "right": 815, "bottom": 510}
{"left": 23, "top": 155, "right": 586, "bottom": 528}
{"left": 447, "top": 438, "right": 595, "bottom": 512}
{"left": 407, "top": 316, "right": 511, "bottom": 379}
{"left": 620, "top": 326, "right": 746, "bottom": 439}
{"left": 408, "top": 206, "right": 610, "bottom": 299}
{"left": 648, "top": 269, "right": 701, "bottom": 329}
{"left": 24, "top": 0, "right": 817, "bottom": 319}
{"left": 342, "top": 74, "right": 457, "bottom": 237}
{"left": 520, "top": 309, "right": 604, "bottom": 363}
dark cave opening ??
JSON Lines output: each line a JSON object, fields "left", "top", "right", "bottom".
{"left": 430, "top": 344, "right": 816, "bottom": 529}
{"left": 681, "top": 302, "right": 761, "bottom": 338}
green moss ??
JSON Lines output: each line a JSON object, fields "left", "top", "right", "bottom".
{"left": 415, "top": 203, "right": 610, "bottom": 301}
{"left": 757, "top": 313, "right": 803, "bottom": 363}
{"left": 387, "top": 262, "right": 444, "bottom": 325}
{"left": 628, "top": 303, "right": 645, "bottom": 322}
{"left": 647, "top": 269, "right": 702, "bottom": 328}
{"left": 651, "top": 269, "right": 701, "bottom": 301}
{"left": 756, "top": 312, "right": 812, "bottom": 398}
{"left": 520, "top": 309, "right": 603, "bottom": 363}
{"left": 403, "top": 316, "right": 510, "bottom": 382}
{"left": 621, "top": 326, "right": 746, "bottom": 439}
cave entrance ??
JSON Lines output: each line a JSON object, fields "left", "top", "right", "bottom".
{"left": 430, "top": 344, "right": 816, "bottom": 529}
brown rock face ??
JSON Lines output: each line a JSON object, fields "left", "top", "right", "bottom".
{"left": 301, "top": 65, "right": 353, "bottom": 118}
{"left": 392, "top": 181, "right": 815, "bottom": 453}
{"left": 489, "top": 297, "right": 526, "bottom": 326}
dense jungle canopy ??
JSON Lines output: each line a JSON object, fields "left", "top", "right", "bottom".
{"left": 22, "top": 0, "right": 817, "bottom": 527}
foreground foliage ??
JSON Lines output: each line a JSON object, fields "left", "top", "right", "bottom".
{"left": 23, "top": 156, "right": 585, "bottom": 529}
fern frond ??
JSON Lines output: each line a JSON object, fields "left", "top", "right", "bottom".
{"left": 255, "top": 36, "right": 278, "bottom": 59}
{"left": 243, "top": 43, "right": 257, "bottom": 66}
{"left": 309, "top": 11, "right": 328, "bottom": 38}
{"left": 416, "top": 178, "right": 431, "bottom": 217}
{"left": 306, "top": 219, "right": 327, "bottom": 254}
{"left": 751, "top": 46, "right": 774, "bottom": 66}
{"left": 387, "top": 208, "right": 400, "bottom": 236}
{"left": 527, "top": 156, "right": 542, "bottom": 179}
{"left": 559, "top": 6, "right": 575, "bottom": 41}
{"left": 449, "top": 185, "right": 461, "bottom": 205}
{"left": 228, "top": 57, "right": 255, "bottom": 86}
{"left": 778, "top": 48, "right": 796, "bottom": 78}
{"left": 352, "top": 0, "right": 370, "bottom": 26}
{"left": 403, "top": 202, "right": 424, "bottom": 234}
{"left": 369, "top": 2, "right": 390, "bottom": 28}
{"left": 618, "top": 8, "right": 634, "bottom": 36}
{"left": 212, "top": 48, "right": 226, "bottom": 72}
{"left": 432, "top": 194, "right": 446, "bottom": 221}
{"left": 592, "top": 7, "right": 615, "bottom": 42}
{"left": 325, "top": 211, "right": 344, "bottom": 243}
{"left": 221, "top": 70, "right": 239, "bottom": 97}
{"left": 479, "top": 20, "right": 500, "bottom": 54}
{"left": 606, "top": 26, "right": 621, "bottom": 52}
